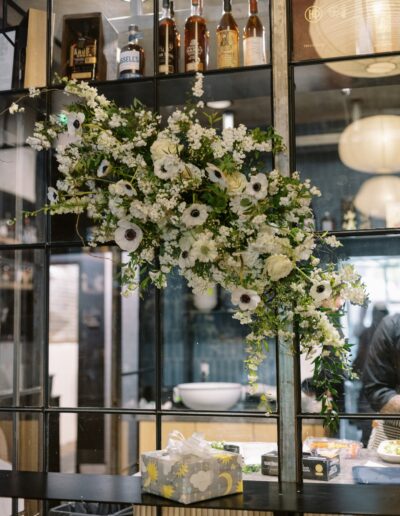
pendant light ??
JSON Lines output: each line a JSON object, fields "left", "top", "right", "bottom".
{"left": 354, "top": 175, "right": 400, "bottom": 219}
{"left": 339, "top": 115, "right": 400, "bottom": 173}
{"left": 308, "top": 0, "right": 400, "bottom": 77}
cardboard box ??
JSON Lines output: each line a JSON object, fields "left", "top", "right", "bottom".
{"left": 60, "top": 13, "right": 118, "bottom": 81}
{"left": 141, "top": 449, "right": 243, "bottom": 504}
{"left": 261, "top": 450, "right": 340, "bottom": 481}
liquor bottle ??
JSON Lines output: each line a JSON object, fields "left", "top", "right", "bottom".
{"left": 321, "top": 211, "right": 335, "bottom": 231}
{"left": 184, "top": 0, "right": 209, "bottom": 72}
{"left": 119, "top": 25, "right": 145, "bottom": 79}
{"left": 69, "top": 24, "right": 97, "bottom": 81}
{"left": 159, "top": 0, "right": 180, "bottom": 74}
{"left": 243, "top": 0, "right": 266, "bottom": 66}
{"left": 216, "top": 0, "right": 239, "bottom": 69}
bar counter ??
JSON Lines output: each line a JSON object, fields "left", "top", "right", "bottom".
{"left": 2, "top": 447, "right": 400, "bottom": 516}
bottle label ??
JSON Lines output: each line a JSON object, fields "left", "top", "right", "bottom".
{"left": 159, "top": 41, "right": 176, "bottom": 74}
{"left": 217, "top": 30, "right": 239, "bottom": 68}
{"left": 243, "top": 36, "right": 266, "bottom": 66}
{"left": 120, "top": 50, "right": 141, "bottom": 72}
{"left": 186, "top": 38, "right": 204, "bottom": 71}
{"left": 71, "top": 44, "right": 97, "bottom": 66}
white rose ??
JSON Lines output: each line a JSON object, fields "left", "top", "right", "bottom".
{"left": 150, "top": 138, "right": 182, "bottom": 161}
{"left": 225, "top": 172, "right": 247, "bottom": 195}
{"left": 265, "top": 254, "right": 294, "bottom": 281}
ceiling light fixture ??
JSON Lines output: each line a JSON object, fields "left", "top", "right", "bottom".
{"left": 339, "top": 115, "right": 400, "bottom": 173}
{"left": 354, "top": 175, "right": 400, "bottom": 219}
{"left": 309, "top": 0, "right": 400, "bottom": 77}
{"left": 206, "top": 100, "right": 232, "bottom": 110}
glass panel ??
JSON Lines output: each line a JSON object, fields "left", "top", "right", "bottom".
{"left": 49, "top": 247, "right": 155, "bottom": 409}
{"left": 291, "top": 0, "right": 400, "bottom": 66}
{"left": 302, "top": 417, "right": 400, "bottom": 485}
{"left": 158, "top": 414, "right": 278, "bottom": 480}
{"left": 295, "top": 58, "right": 400, "bottom": 231}
{"left": 0, "top": 249, "right": 44, "bottom": 407}
{"left": 17, "top": 412, "right": 42, "bottom": 471}
{"left": 300, "top": 236, "right": 400, "bottom": 430}
{"left": 0, "top": 412, "right": 42, "bottom": 472}
{"left": 0, "top": 412, "right": 13, "bottom": 467}
{"left": 0, "top": 0, "right": 48, "bottom": 90}
{"left": 48, "top": 81, "right": 154, "bottom": 243}
{"left": 159, "top": 68, "right": 272, "bottom": 134}
{"left": 163, "top": 273, "right": 277, "bottom": 412}
{"left": 51, "top": 0, "right": 154, "bottom": 82}
{"left": 49, "top": 412, "right": 154, "bottom": 475}
{"left": 0, "top": 93, "right": 46, "bottom": 243}
{"left": 48, "top": 500, "right": 133, "bottom": 515}
{"left": 0, "top": 498, "right": 43, "bottom": 516}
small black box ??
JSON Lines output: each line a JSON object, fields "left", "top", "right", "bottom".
{"left": 261, "top": 451, "right": 340, "bottom": 481}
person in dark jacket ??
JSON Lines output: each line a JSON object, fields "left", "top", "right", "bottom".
{"left": 363, "top": 313, "right": 400, "bottom": 447}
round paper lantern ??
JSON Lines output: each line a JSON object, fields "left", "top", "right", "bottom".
{"left": 309, "top": 0, "right": 400, "bottom": 77}
{"left": 354, "top": 175, "right": 400, "bottom": 219}
{"left": 339, "top": 115, "right": 400, "bottom": 173}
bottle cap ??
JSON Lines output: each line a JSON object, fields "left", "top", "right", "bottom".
{"left": 162, "top": 0, "right": 169, "bottom": 9}
{"left": 224, "top": 0, "right": 232, "bottom": 12}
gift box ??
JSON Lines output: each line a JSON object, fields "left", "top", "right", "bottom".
{"left": 141, "top": 432, "right": 243, "bottom": 504}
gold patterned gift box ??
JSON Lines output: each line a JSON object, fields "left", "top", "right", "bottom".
{"left": 141, "top": 433, "right": 243, "bottom": 505}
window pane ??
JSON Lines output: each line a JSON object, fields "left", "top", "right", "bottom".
{"left": 0, "top": 93, "right": 46, "bottom": 244}
{"left": 295, "top": 58, "right": 400, "bottom": 231}
{"left": 17, "top": 412, "right": 42, "bottom": 472}
{"left": 291, "top": 0, "right": 400, "bottom": 66}
{"left": 51, "top": 0, "right": 154, "bottom": 81}
{"left": 49, "top": 412, "right": 154, "bottom": 475}
{"left": 0, "top": 249, "right": 44, "bottom": 407}
{"left": 158, "top": 414, "right": 278, "bottom": 481}
{"left": 162, "top": 273, "right": 277, "bottom": 413}
{"left": 49, "top": 247, "right": 155, "bottom": 409}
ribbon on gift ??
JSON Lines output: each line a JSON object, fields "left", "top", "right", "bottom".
{"left": 166, "top": 430, "right": 215, "bottom": 458}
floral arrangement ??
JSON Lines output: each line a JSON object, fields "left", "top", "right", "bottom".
{"left": 13, "top": 74, "right": 366, "bottom": 428}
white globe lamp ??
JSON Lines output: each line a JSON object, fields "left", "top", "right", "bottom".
{"left": 354, "top": 175, "right": 400, "bottom": 219}
{"left": 339, "top": 115, "right": 400, "bottom": 173}
{"left": 309, "top": 0, "right": 400, "bottom": 77}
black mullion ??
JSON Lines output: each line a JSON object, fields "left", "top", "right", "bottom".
{"left": 46, "top": 0, "right": 52, "bottom": 86}
{"left": 2, "top": 0, "right": 7, "bottom": 28}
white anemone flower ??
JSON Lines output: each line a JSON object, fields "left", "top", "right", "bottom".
{"left": 97, "top": 159, "right": 111, "bottom": 177}
{"left": 178, "top": 234, "right": 195, "bottom": 268}
{"left": 310, "top": 280, "right": 332, "bottom": 305}
{"left": 66, "top": 112, "right": 85, "bottom": 136}
{"left": 115, "top": 180, "right": 136, "bottom": 197}
{"left": 246, "top": 173, "right": 268, "bottom": 200}
{"left": 114, "top": 220, "right": 143, "bottom": 252}
{"left": 231, "top": 287, "right": 261, "bottom": 311}
{"left": 154, "top": 156, "right": 183, "bottom": 180}
{"left": 190, "top": 236, "right": 218, "bottom": 263}
{"left": 206, "top": 164, "right": 226, "bottom": 188}
{"left": 47, "top": 186, "right": 58, "bottom": 204}
{"left": 181, "top": 203, "right": 209, "bottom": 227}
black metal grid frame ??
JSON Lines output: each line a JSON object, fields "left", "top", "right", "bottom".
{"left": 1, "top": 0, "right": 400, "bottom": 508}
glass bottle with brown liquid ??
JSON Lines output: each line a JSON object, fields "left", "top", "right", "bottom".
{"left": 69, "top": 23, "right": 97, "bottom": 80}
{"left": 159, "top": 0, "right": 180, "bottom": 74}
{"left": 243, "top": 0, "right": 266, "bottom": 66}
{"left": 119, "top": 24, "right": 145, "bottom": 79}
{"left": 184, "top": 0, "right": 208, "bottom": 72}
{"left": 216, "top": 0, "right": 239, "bottom": 69}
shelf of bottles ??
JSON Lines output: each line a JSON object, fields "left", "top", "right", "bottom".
{"left": 50, "top": 0, "right": 270, "bottom": 83}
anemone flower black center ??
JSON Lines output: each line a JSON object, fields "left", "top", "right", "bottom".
{"left": 73, "top": 120, "right": 81, "bottom": 129}
{"left": 240, "top": 294, "right": 251, "bottom": 304}
{"left": 316, "top": 285, "right": 325, "bottom": 293}
{"left": 191, "top": 209, "right": 200, "bottom": 217}
{"left": 125, "top": 229, "right": 137, "bottom": 241}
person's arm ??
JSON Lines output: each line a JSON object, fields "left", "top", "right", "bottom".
{"left": 363, "top": 315, "right": 399, "bottom": 412}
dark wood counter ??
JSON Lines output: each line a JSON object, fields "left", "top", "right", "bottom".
{"left": 1, "top": 470, "right": 400, "bottom": 515}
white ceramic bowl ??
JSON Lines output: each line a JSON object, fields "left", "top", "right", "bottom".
{"left": 377, "top": 440, "right": 400, "bottom": 463}
{"left": 176, "top": 382, "right": 242, "bottom": 410}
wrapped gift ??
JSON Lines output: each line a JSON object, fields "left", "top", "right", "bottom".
{"left": 141, "top": 431, "right": 243, "bottom": 504}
